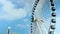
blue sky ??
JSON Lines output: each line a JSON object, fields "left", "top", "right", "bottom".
{"left": 0, "top": 0, "right": 60, "bottom": 34}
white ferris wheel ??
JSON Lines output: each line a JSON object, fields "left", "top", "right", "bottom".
{"left": 30, "top": 0, "right": 56, "bottom": 34}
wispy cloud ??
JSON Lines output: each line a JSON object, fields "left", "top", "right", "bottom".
{"left": 10, "top": 32, "right": 20, "bottom": 34}
{"left": 0, "top": 0, "right": 32, "bottom": 20}
{"left": 16, "top": 24, "right": 29, "bottom": 28}
{"left": 0, "top": 0, "right": 47, "bottom": 20}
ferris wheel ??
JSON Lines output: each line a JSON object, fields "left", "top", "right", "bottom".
{"left": 30, "top": 0, "right": 56, "bottom": 34}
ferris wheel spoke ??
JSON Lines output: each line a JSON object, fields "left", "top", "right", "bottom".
{"left": 31, "top": 0, "right": 56, "bottom": 34}
{"left": 37, "top": 22, "right": 44, "bottom": 34}
{"left": 37, "top": 23, "right": 42, "bottom": 34}
{"left": 43, "top": 23, "right": 50, "bottom": 30}
{"left": 42, "top": 24, "right": 47, "bottom": 31}
{"left": 40, "top": 24, "right": 45, "bottom": 34}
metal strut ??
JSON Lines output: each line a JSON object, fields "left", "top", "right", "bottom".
{"left": 48, "top": 0, "right": 56, "bottom": 34}
{"left": 30, "top": 0, "right": 39, "bottom": 34}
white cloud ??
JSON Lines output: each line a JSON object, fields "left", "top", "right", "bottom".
{"left": 0, "top": 0, "right": 32, "bottom": 20}
{"left": 24, "top": 19, "right": 29, "bottom": 22}
{"left": 0, "top": 0, "right": 48, "bottom": 20}
{"left": 16, "top": 24, "right": 29, "bottom": 28}
{"left": 10, "top": 32, "right": 20, "bottom": 34}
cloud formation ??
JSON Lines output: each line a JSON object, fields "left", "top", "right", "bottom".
{"left": 0, "top": 0, "right": 47, "bottom": 20}
{"left": 16, "top": 24, "right": 29, "bottom": 28}
{"left": 0, "top": 0, "right": 32, "bottom": 20}
{"left": 10, "top": 32, "right": 20, "bottom": 34}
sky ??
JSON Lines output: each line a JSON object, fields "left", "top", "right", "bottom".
{"left": 0, "top": 0, "right": 60, "bottom": 34}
